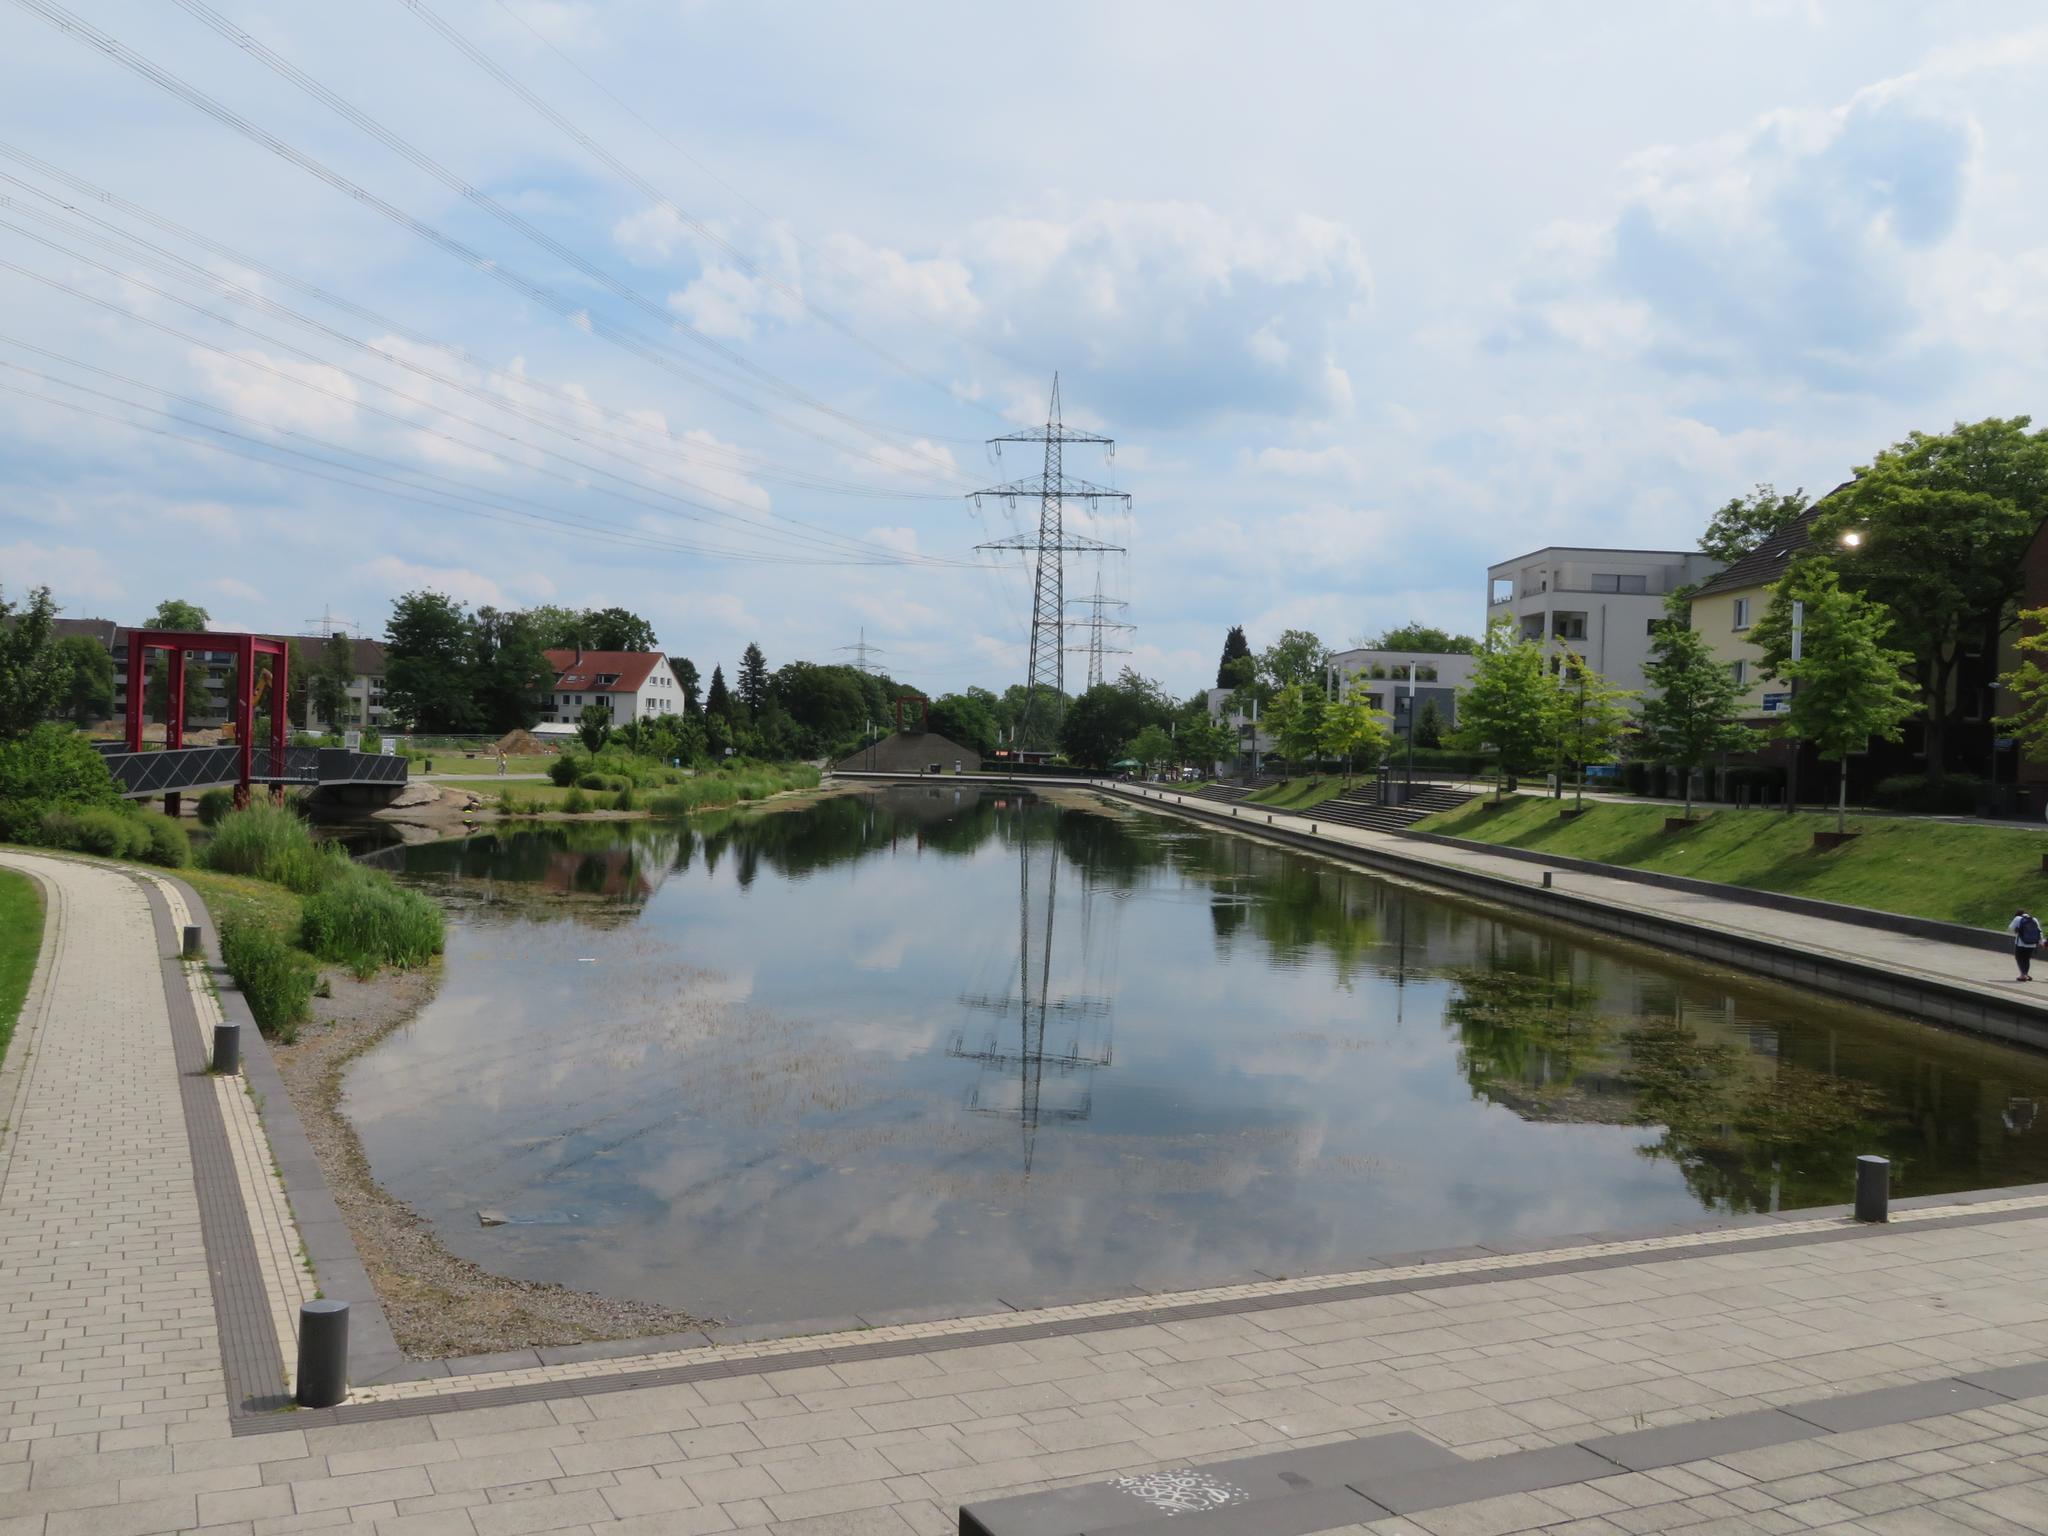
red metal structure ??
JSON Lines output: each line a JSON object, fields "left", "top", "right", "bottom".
{"left": 123, "top": 629, "right": 289, "bottom": 810}
{"left": 893, "top": 693, "right": 930, "bottom": 732}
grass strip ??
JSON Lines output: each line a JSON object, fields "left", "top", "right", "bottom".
{"left": 1412, "top": 793, "right": 2048, "bottom": 930}
{"left": 0, "top": 866, "right": 44, "bottom": 1072}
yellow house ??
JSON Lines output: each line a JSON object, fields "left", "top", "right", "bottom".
{"left": 1683, "top": 507, "right": 1819, "bottom": 720}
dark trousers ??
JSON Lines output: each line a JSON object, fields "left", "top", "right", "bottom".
{"left": 2020, "top": 945, "right": 2034, "bottom": 978}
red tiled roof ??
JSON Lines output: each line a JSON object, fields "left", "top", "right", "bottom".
{"left": 544, "top": 649, "right": 663, "bottom": 694}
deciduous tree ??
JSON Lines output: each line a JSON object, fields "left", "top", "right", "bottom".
{"left": 1551, "top": 648, "right": 1636, "bottom": 810}
{"left": 146, "top": 598, "right": 209, "bottom": 632}
{"left": 0, "top": 586, "right": 65, "bottom": 738}
{"left": 1814, "top": 417, "right": 2048, "bottom": 781}
{"left": 1699, "top": 484, "right": 1807, "bottom": 565}
{"left": 575, "top": 702, "right": 613, "bottom": 753}
{"left": 1764, "top": 564, "right": 1921, "bottom": 833}
{"left": 384, "top": 591, "right": 478, "bottom": 733}
{"left": 1128, "top": 724, "right": 1176, "bottom": 775}
{"left": 1371, "top": 624, "right": 1478, "bottom": 655}
{"left": 1454, "top": 620, "right": 1557, "bottom": 799}
{"left": 52, "top": 634, "right": 113, "bottom": 727}
{"left": 1319, "top": 678, "right": 1392, "bottom": 783}
{"left": 1259, "top": 628, "right": 1331, "bottom": 691}
{"left": 672, "top": 656, "right": 701, "bottom": 714}
{"left": 1635, "top": 626, "right": 1754, "bottom": 821}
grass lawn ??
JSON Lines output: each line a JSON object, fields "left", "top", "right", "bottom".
{"left": 1413, "top": 793, "right": 2048, "bottom": 929}
{"left": 422, "top": 752, "right": 557, "bottom": 775}
{"left": 1248, "top": 777, "right": 1363, "bottom": 812}
{"left": 439, "top": 778, "right": 590, "bottom": 807}
{"left": 0, "top": 867, "right": 43, "bottom": 1072}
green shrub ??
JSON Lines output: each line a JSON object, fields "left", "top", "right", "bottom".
{"left": 562, "top": 787, "right": 589, "bottom": 815}
{"left": 578, "top": 772, "right": 608, "bottom": 790}
{"left": 299, "top": 866, "right": 443, "bottom": 979}
{"left": 196, "top": 788, "right": 235, "bottom": 827}
{"left": 1870, "top": 773, "right": 1982, "bottom": 815}
{"left": 0, "top": 723, "right": 119, "bottom": 842}
{"left": 217, "top": 912, "right": 314, "bottom": 1040}
{"left": 201, "top": 802, "right": 337, "bottom": 893}
{"left": 548, "top": 755, "right": 582, "bottom": 787}
{"left": 613, "top": 783, "right": 634, "bottom": 811}
{"left": 40, "top": 806, "right": 149, "bottom": 858}
{"left": 135, "top": 811, "right": 190, "bottom": 867}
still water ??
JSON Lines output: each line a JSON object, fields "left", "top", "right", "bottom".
{"left": 350, "top": 785, "right": 2048, "bottom": 1325}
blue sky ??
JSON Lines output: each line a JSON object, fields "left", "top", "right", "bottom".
{"left": 2, "top": 1, "right": 2045, "bottom": 698}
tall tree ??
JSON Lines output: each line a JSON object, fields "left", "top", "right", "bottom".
{"left": 52, "top": 634, "right": 114, "bottom": 727}
{"left": 1636, "top": 625, "right": 1755, "bottom": 821}
{"left": 1454, "top": 621, "right": 1558, "bottom": 800}
{"left": 705, "top": 664, "right": 733, "bottom": 720}
{"left": 1259, "top": 628, "right": 1331, "bottom": 691}
{"left": 471, "top": 607, "right": 550, "bottom": 732}
{"left": 1319, "top": 677, "right": 1392, "bottom": 783}
{"left": 583, "top": 606, "right": 659, "bottom": 653}
{"left": 1761, "top": 564, "right": 1922, "bottom": 833}
{"left": 1265, "top": 681, "right": 1328, "bottom": 769}
{"left": 383, "top": 591, "right": 478, "bottom": 733}
{"left": 1551, "top": 648, "right": 1636, "bottom": 810}
{"left": 737, "top": 643, "right": 769, "bottom": 716}
{"left": 1997, "top": 610, "right": 2048, "bottom": 767}
{"left": 926, "top": 691, "right": 1000, "bottom": 758}
{"left": 1216, "top": 625, "right": 1252, "bottom": 688}
{"left": 1128, "top": 724, "right": 1176, "bottom": 775}
{"left": 1699, "top": 484, "right": 1808, "bottom": 565}
{"left": 671, "top": 656, "right": 701, "bottom": 714}
{"left": 1814, "top": 417, "right": 2048, "bottom": 781}
{"left": 0, "top": 586, "right": 65, "bottom": 737}
{"left": 146, "top": 598, "right": 210, "bottom": 632}
{"left": 1176, "top": 715, "right": 1237, "bottom": 774}
{"left": 1372, "top": 623, "right": 1479, "bottom": 655}
{"left": 312, "top": 632, "right": 356, "bottom": 728}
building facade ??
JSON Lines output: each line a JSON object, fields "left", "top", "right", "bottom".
{"left": 1684, "top": 510, "right": 1819, "bottom": 721}
{"left": 541, "top": 649, "right": 681, "bottom": 725}
{"left": 1324, "top": 648, "right": 1475, "bottom": 742}
{"left": 50, "top": 620, "right": 389, "bottom": 731}
{"left": 1485, "top": 546, "right": 1724, "bottom": 695}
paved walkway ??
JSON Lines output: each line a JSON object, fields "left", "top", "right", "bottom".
{"left": 11, "top": 850, "right": 2048, "bottom": 1535}
{"left": 1105, "top": 782, "right": 2048, "bottom": 1027}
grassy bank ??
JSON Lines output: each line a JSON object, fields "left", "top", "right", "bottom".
{"left": 1412, "top": 794, "right": 2048, "bottom": 929}
{"left": 0, "top": 867, "right": 43, "bottom": 1071}
{"left": 1246, "top": 777, "right": 1358, "bottom": 812}
{"left": 450, "top": 762, "right": 823, "bottom": 818}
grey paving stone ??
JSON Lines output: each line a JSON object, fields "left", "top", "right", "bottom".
{"left": 1223, "top": 1431, "right": 1460, "bottom": 1488}
{"left": 1580, "top": 1410, "right": 1822, "bottom": 1472}
{"left": 1356, "top": 1443, "right": 1628, "bottom": 1515}
{"left": 1784, "top": 1378, "right": 2004, "bottom": 1433}
{"left": 1961, "top": 1363, "right": 2048, "bottom": 1403}
{"left": 1083, "top": 1484, "right": 1384, "bottom": 1536}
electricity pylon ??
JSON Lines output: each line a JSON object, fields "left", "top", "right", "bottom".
{"left": 1067, "top": 573, "right": 1133, "bottom": 691}
{"left": 834, "top": 627, "right": 885, "bottom": 675}
{"left": 969, "top": 375, "right": 1128, "bottom": 750}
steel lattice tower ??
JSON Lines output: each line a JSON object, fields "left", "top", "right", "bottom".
{"left": 1068, "top": 573, "right": 1133, "bottom": 692}
{"left": 969, "top": 376, "right": 1128, "bottom": 750}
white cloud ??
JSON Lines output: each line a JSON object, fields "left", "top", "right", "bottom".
{"left": 191, "top": 349, "right": 359, "bottom": 433}
{"left": 0, "top": 541, "right": 124, "bottom": 604}
{"left": 209, "top": 576, "right": 263, "bottom": 603}
{"left": 356, "top": 556, "right": 539, "bottom": 610}
{"left": 1253, "top": 445, "right": 1364, "bottom": 483}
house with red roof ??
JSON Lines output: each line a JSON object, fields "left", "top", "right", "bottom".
{"left": 541, "top": 647, "right": 683, "bottom": 727}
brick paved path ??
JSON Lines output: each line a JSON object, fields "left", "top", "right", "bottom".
{"left": 9, "top": 849, "right": 2048, "bottom": 1535}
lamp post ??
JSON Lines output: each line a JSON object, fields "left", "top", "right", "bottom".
{"left": 1784, "top": 599, "right": 1803, "bottom": 814}
{"left": 1405, "top": 662, "right": 1417, "bottom": 798}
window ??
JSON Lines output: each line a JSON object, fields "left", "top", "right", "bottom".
{"left": 1490, "top": 577, "right": 1514, "bottom": 604}
{"left": 1590, "top": 573, "right": 1648, "bottom": 594}
{"left": 1729, "top": 659, "right": 1748, "bottom": 686}
{"left": 1732, "top": 597, "right": 1751, "bottom": 630}
{"left": 1551, "top": 612, "right": 1587, "bottom": 641}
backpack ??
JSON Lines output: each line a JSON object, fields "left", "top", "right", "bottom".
{"left": 2021, "top": 916, "right": 2041, "bottom": 948}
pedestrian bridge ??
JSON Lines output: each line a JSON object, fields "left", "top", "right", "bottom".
{"left": 96, "top": 744, "right": 408, "bottom": 799}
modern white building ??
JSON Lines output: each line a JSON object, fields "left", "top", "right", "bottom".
{"left": 541, "top": 648, "right": 682, "bottom": 726}
{"left": 1324, "top": 648, "right": 1478, "bottom": 740}
{"left": 1203, "top": 686, "right": 1276, "bottom": 777}
{"left": 1484, "top": 546, "right": 1724, "bottom": 694}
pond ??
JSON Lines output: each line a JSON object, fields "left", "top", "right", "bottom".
{"left": 347, "top": 784, "right": 2048, "bottom": 1326}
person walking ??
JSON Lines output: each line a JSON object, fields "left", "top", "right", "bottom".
{"left": 2011, "top": 908, "right": 2042, "bottom": 981}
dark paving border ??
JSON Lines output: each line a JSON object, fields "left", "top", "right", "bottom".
{"left": 234, "top": 1190, "right": 2048, "bottom": 1435}
{"left": 136, "top": 875, "right": 291, "bottom": 1414}
{"left": 151, "top": 870, "right": 407, "bottom": 1391}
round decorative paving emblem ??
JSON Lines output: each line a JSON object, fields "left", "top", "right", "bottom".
{"left": 1109, "top": 1469, "right": 1252, "bottom": 1516}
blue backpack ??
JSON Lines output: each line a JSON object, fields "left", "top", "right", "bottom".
{"left": 2021, "top": 915, "right": 2041, "bottom": 948}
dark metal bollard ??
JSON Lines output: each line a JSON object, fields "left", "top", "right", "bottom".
{"left": 212, "top": 1021, "right": 240, "bottom": 1076}
{"left": 296, "top": 1300, "right": 349, "bottom": 1407}
{"left": 182, "top": 924, "right": 202, "bottom": 959}
{"left": 1855, "top": 1154, "right": 1889, "bottom": 1223}
{"left": 1542, "top": 871, "right": 1554, "bottom": 889}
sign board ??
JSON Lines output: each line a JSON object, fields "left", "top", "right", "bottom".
{"left": 342, "top": 730, "right": 361, "bottom": 752}
{"left": 1761, "top": 692, "right": 1791, "bottom": 714}
{"left": 381, "top": 737, "right": 398, "bottom": 756}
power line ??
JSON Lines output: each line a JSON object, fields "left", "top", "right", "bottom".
{"left": 833, "top": 627, "right": 886, "bottom": 675}
{"left": 968, "top": 375, "right": 1129, "bottom": 750}
{"left": 8, "top": 0, "right": 973, "bottom": 489}
{"left": 397, "top": 0, "right": 988, "bottom": 431}
{"left": 0, "top": 142, "right": 958, "bottom": 503}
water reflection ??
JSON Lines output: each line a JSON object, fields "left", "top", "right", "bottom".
{"left": 349, "top": 786, "right": 2048, "bottom": 1324}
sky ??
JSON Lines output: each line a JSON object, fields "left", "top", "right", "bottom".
{"left": 2, "top": 0, "right": 2045, "bottom": 700}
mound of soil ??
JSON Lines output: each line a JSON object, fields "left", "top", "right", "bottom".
{"left": 493, "top": 728, "right": 553, "bottom": 755}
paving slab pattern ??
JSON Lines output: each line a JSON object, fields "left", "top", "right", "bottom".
{"left": 10, "top": 849, "right": 2048, "bottom": 1536}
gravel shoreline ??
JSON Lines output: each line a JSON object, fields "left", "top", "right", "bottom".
{"left": 270, "top": 959, "right": 709, "bottom": 1358}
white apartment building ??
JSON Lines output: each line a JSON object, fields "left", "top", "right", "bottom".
{"left": 1484, "top": 546, "right": 1724, "bottom": 695}
{"left": 541, "top": 648, "right": 682, "bottom": 725}
{"left": 1324, "top": 648, "right": 1478, "bottom": 739}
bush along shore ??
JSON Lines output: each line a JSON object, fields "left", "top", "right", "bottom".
{"left": 484, "top": 756, "right": 824, "bottom": 819}
{"left": 196, "top": 800, "right": 444, "bottom": 1039}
